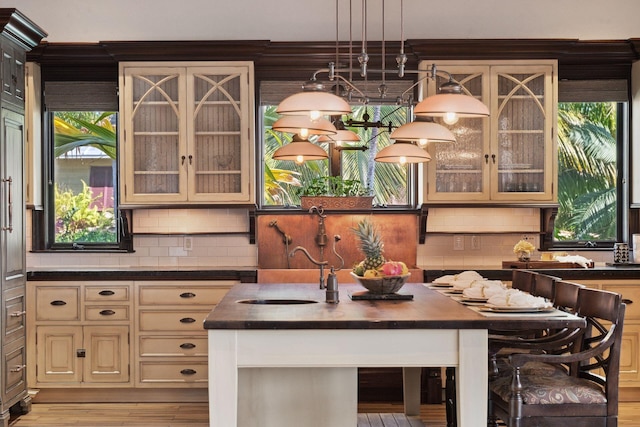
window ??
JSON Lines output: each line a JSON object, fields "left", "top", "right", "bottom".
{"left": 40, "top": 81, "right": 129, "bottom": 251}
{"left": 552, "top": 80, "right": 628, "bottom": 248}
{"left": 260, "top": 81, "right": 416, "bottom": 208}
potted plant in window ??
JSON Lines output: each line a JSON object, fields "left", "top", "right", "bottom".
{"left": 298, "top": 176, "right": 374, "bottom": 210}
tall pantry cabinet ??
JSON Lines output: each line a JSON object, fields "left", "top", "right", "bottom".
{"left": 0, "top": 9, "right": 45, "bottom": 426}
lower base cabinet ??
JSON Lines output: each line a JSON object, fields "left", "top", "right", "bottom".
{"left": 27, "top": 279, "right": 235, "bottom": 399}
{"left": 35, "top": 326, "right": 129, "bottom": 384}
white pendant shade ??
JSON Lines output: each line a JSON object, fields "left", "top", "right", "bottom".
{"left": 276, "top": 91, "right": 352, "bottom": 118}
{"left": 414, "top": 93, "right": 490, "bottom": 119}
{"left": 390, "top": 121, "right": 456, "bottom": 145}
{"left": 317, "top": 129, "right": 361, "bottom": 144}
{"left": 272, "top": 116, "right": 337, "bottom": 136}
{"left": 374, "top": 141, "right": 432, "bottom": 164}
{"left": 272, "top": 139, "right": 328, "bottom": 164}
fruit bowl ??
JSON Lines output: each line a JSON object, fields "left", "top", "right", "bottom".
{"left": 350, "top": 272, "right": 411, "bottom": 294}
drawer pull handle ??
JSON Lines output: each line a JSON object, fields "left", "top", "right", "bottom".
{"left": 10, "top": 365, "right": 26, "bottom": 373}
{"left": 180, "top": 343, "right": 196, "bottom": 349}
{"left": 180, "top": 292, "right": 196, "bottom": 298}
{"left": 180, "top": 317, "right": 196, "bottom": 324}
{"left": 99, "top": 290, "right": 115, "bottom": 296}
{"left": 50, "top": 300, "right": 67, "bottom": 306}
{"left": 622, "top": 298, "right": 634, "bottom": 305}
{"left": 99, "top": 309, "right": 116, "bottom": 316}
{"left": 10, "top": 311, "right": 26, "bottom": 317}
{"left": 180, "top": 368, "right": 197, "bottom": 376}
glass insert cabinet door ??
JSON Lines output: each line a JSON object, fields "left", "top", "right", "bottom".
{"left": 119, "top": 63, "right": 255, "bottom": 205}
{"left": 491, "top": 65, "right": 556, "bottom": 201}
{"left": 422, "top": 61, "right": 557, "bottom": 203}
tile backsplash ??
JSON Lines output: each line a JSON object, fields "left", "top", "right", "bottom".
{"left": 26, "top": 207, "right": 613, "bottom": 270}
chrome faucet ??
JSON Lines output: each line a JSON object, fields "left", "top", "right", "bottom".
{"left": 290, "top": 235, "right": 344, "bottom": 304}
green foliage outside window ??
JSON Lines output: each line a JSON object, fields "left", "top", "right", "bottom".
{"left": 55, "top": 181, "right": 116, "bottom": 243}
{"left": 555, "top": 102, "right": 618, "bottom": 242}
{"left": 53, "top": 111, "right": 117, "bottom": 245}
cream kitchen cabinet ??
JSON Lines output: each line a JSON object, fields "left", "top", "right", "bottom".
{"left": 119, "top": 61, "right": 255, "bottom": 205}
{"left": 27, "top": 282, "right": 133, "bottom": 387}
{"left": 421, "top": 60, "right": 557, "bottom": 203}
{"left": 135, "top": 281, "right": 233, "bottom": 387}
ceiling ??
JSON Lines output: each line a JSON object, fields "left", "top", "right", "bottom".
{"left": 4, "top": 0, "right": 640, "bottom": 43}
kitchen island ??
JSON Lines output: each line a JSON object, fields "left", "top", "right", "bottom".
{"left": 204, "top": 282, "right": 585, "bottom": 427}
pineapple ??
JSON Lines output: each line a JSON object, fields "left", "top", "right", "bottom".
{"left": 352, "top": 218, "right": 386, "bottom": 271}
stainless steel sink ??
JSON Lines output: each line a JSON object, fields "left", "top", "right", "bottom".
{"left": 236, "top": 299, "right": 318, "bottom": 305}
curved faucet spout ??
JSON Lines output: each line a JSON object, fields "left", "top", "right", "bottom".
{"left": 289, "top": 246, "right": 329, "bottom": 266}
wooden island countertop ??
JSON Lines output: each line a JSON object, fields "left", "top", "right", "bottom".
{"left": 204, "top": 282, "right": 585, "bottom": 427}
{"left": 203, "top": 282, "right": 582, "bottom": 331}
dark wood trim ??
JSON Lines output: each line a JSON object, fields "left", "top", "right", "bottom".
{"left": 26, "top": 39, "right": 640, "bottom": 82}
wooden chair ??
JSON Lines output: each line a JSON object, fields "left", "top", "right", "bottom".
{"left": 488, "top": 287, "right": 625, "bottom": 427}
{"left": 530, "top": 272, "right": 560, "bottom": 300}
{"left": 510, "top": 269, "right": 537, "bottom": 293}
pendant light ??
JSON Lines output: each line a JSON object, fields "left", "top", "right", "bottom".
{"left": 272, "top": 135, "right": 329, "bottom": 164}
{"left": 374, "top": 141, "right": 432, "bottom": 164}
{"left": 272, "top": 116, "right": 337, "bottom": 139}
{"left": 414, "top": 79, "right": 490, "bottom": 125}
{"left": 390, "top": 120, "right": 456, "bottom": 147}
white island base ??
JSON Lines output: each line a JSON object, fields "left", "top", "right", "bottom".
{"left": 208, "top": 328, "right": 488, "bottom": 427}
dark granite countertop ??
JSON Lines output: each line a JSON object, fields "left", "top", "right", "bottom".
{"left": 27, "top": 267, "right": 258, "bottom": 282}
{"left": 422, "top": 265, "right": 640, "bottom": 282}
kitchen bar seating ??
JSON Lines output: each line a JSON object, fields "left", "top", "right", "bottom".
{"left": 488, "top": 287, "right": 625, "bottom": 427}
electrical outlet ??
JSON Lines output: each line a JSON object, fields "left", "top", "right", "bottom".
{"left": 471, "top": 235, "right": 481, "bottom": 250}
{"left": 183, "top": 236, "right": 193, "bottom": 251}
{"left": 453, "top": 235, "right": 464, "bottom": 251}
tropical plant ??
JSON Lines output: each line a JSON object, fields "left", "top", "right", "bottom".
{"left": 54, "top": 112, "right": 116, "bottom": 159}
{"left": 55, "top": 181, "right": 115, "bottom": 243}
{"left": 555, "top": 102, "right": 617, "bottom": 241}
{"left": 53, "top": 111, "right": 117, "bottom": 244}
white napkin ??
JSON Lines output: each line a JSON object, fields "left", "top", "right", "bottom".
{"left": 433, "top": 274, "right": 455, "bottom": 284}
{"left": 555, "top": 255, "right": 593, "bottom": 268}
{"left": 463, "top": 280, "right": 506, "bottom": 298}
{"left": 487, "top": 289, "right": 552, "bottom": 308}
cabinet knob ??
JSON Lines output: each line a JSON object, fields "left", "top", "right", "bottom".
{"left": 180, "top": 368, "right": 197, "bottom": 376}
{"left": 180, "top": 317, "right": 196, "bottom": 324}
{"left": 622, "top": 298, "right": 634, "bottom": 305}
{"left": 9, "top": 310, "right": 26, "bottom": 317}
{"left": 98, "top": 290, "right": 115, "bottom": 296}
{"left": 99, "top": 309, "right": 116, "bottom": 316}
{"left": 50, "top": 300, "right": 67, "bottom": 306}
{"left": 10, "top": 365, "right": 26, "bottom": 373}
{"left": 180, "top": 342, "right": 196, "bottom": 350}
{"left": 180, "top": 292, "right": 196, "bottom": 299}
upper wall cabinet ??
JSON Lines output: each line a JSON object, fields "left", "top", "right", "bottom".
{"left": 421, "top": 60, "right": 558, "bottom": 203}
{"left": 119, "top": 62, "right": 255, "bottom": 206}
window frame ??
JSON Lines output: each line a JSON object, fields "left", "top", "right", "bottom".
{"left": 32, "top": 80, "right": 132, "bottom": 253}
{"left": 547, "top": 81, "right": 629, "bottom": 251}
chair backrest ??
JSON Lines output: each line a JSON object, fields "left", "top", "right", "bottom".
{"left": 552, "top": 280, "right": 585, "bottom": 312}
{"left": 531, "top": 273, "right": 560, "bottom": 300}
{"left": 511, "top": 270, "right": 537, "bottom": 293}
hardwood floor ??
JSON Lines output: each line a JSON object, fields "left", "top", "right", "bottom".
{"left": 8, "top": 401, "right": 640, "bottom": 426}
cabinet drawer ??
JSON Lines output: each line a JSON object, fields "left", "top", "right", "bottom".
{"left": 4, "top": 287, "right": 26, "bottom": 343}
{"left": 85, "top": 306, "right": 130, "bottom": 321}
{"left": 138, "top": 310, "right": 210, "bottom": 332}
{"left": 601, "top": 285, "right": 640, "bottom": 320}
{"left": 3, "top": 339, "right": 27, "bottom": 403}
{"left": 138, "top": 286, "right": 230, "bottom": 306}
{"left": 139, "top": 336, "right": 208, "bottom": 357}
{"left": 35, "top": 287, "right": 80, "bottom": 321}
{"left": 85, "top": 285, "right": 130, "bottom": 302}
{"left": 139, "top": 361, "right": 208, "bottom": 384}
